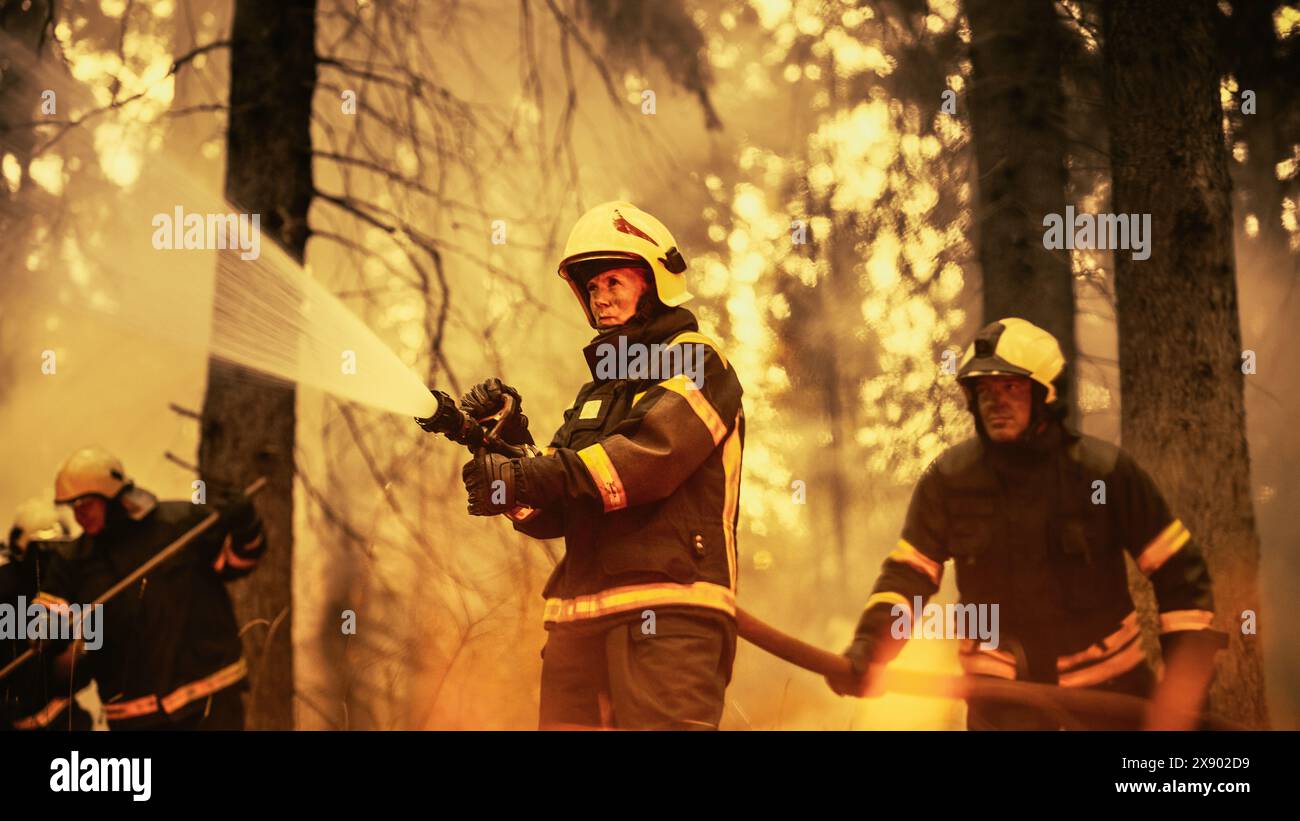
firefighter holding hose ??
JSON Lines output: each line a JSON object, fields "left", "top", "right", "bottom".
{"left": 452, "top": 202, "right": 745, "bottom": 729}
{"left": 827, "top": 318, "right": 1225, "bottom": 730}
{"left": 37, "top": 447, "right": 266, "bottom": 730}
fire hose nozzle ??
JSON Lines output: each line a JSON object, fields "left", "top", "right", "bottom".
{"left": 414, "top": 388, "right": 527, "bottom": 458}
{"left": 414, "top": 389, "right": 479, "bottom": 444}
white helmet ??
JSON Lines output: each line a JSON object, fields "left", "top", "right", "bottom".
{"left": 54, "top": 446, "right": 129, "bottom": 504}
{"left": 6, "top": 498, "right": 70, "bottom": 556}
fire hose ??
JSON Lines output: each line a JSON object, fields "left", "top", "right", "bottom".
{"left": 418, "top": 390, "right": 1245, "bottom": 730}
{"left": 0, "top": 476, "right": 268, "bottom": 683}
{"left": 736, "top": 606, "right": 1245, "bottom": 730}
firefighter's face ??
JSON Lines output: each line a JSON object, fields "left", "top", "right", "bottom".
{"left": 587, "top": 267, "right": 649, "bottom": 327}
{"left": 975, "top": 375, "right": 1033, "bottom": 442}
{"left": 71, "top": 496, "right": 108, "bottom": 536}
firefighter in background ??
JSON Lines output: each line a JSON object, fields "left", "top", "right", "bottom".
{"left": 1, "top": 501, "right": 94, "bottom": 731}
{"left": 827, "top": 318, "right": 1225, "bottom": 730}
{"left": 454, "top": 202, "right": 744, "bottom": 729}
{"left": 38, "top": 447, "right": 265, "bottom": 730}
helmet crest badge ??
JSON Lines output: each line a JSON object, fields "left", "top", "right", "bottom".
{"left": 612, "top": 210, "right": 658, "bottom": 246}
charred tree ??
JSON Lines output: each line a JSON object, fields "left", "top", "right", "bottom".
{"left": 1103, "top": 0, "right": 1268, "bottom": 727}
{"left": 198, "top": 0, "right": 317, "bottom": 730}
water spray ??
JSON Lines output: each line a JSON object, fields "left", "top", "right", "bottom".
{"left": 5, "top": 33, "right": 439, "bottom": 422}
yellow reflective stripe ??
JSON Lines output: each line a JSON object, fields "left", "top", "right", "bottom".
{"left": 721, "top": 410, "right": 742, "bottom": 590}
{"left": 633, "top": 390, "right": 647, "bottom": 406}
{"left": 667, "top": 331, "right": 728, "bottom": 369}
{"left": 660, "top": 374, "right": 728, "bottom": 445}
{"left": 887, "top": 539, "right": 943, "bottom": 587}
{"left": 1058, "top": 639, "right": 1144, "bottom": 687}
{"left": 34, "top": 592, "right": 71, "bottom": 613}
{"left": 1057, "top": 611, "right": 1140, "bottom": 672}
{"left": 1159, "top": 609, "right": 1216, "bottom": 633}
{"left": 543, "top": 581, "right": 736, "bottom": 624}
{"left": 104, "top": 695, "right": 160, "bottom": 721}
{"left": 576, "top": 443, "right": 627, "bottom": 512}
{"left": 1136, "top": 518, "right": 1190, "bottom": 575}
{"left": 160, "top": 658, "right": 248, "bottom": 714}
{"left": 959, "top": 638, "right": 1017, "bottom": 666}
{"left": 958, "top": 646, "right": 1017, "bottom": 680}
{"left": 864, "top": 591, "right": 912, "bottom": 619}
{"left": 214, "top": 532, "right": 262, "bottom": 572}
{"left": 958, "top": 613, "right": 1147, "bottom": 687}
{"left": 104, "top": 659, "right": 248, "bottom": 722}
{"left": 12, "top": 697, "right": 70, "bottom": 730}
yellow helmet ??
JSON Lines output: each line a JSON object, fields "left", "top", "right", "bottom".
{"left": 957, "top": 317, "right": 1066, "bottom": 404}
{"left": 54, "top": 446, "right": 129, "bottom": 504}
{"left": 558, "top": 201, "right": 691, "bottom": 328}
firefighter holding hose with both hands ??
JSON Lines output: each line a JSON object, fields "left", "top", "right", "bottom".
{"left": 453, "top": 202, "right": 745, "bottom": 730}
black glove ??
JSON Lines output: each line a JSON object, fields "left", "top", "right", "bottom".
{"left": 220, "top": 496, "right": 259, "bottom": 538}
{"left": 460, "top": 379, "right": 533, "bottom": 446}
{"left": 827, "top": 641, "right": 882, "bottom": 697}
{"left": 462, "top": 452, "right": 523, "bottom": 516}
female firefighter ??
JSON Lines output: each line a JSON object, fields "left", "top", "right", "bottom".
{"left": 457, "top": 201, "right": 745, "bottom": 730}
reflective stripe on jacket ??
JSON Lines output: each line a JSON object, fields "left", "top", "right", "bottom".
{"left": 513, "top": 307, "right": 744, "bottom": 626}
{"left": 39, "top": 498, "right": 264, "bottom": 715}
{"left": 847, "top": 426, "right": 1219, "bottom": 682}
{"left": 102, "top": 658, "right": 247, "bottom": 725}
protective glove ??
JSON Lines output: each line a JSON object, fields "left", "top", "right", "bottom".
{"left": 459, "top": 378, "right": 533, "bottom": 446}
{"left": 220, "top": 496, "right": 259, "bottom": 538}
{"left": 462, "top": 452, "right": 524, "bottom": 516}
{"left": 826, "top": 643, "right": 886, "bottom": 698}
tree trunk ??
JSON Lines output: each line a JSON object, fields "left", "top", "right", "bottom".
{"left": 966, "top": 0, "right": 1077, "bottom": 418}
{"left": 198, "top": 0, "right": 316, "bottom": 730}
{"left": 1103, "top": 0, "right": 1268, "bottom": 727}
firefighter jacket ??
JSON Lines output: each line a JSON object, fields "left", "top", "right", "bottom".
{"left": 846, "top": 423, "right": 1222, "bottom": 687}
{"left": 511, "top": 306, "right": 745, "bottom": 629}
{"left": 1, "top": 540, "right": 91, "bottom": 730}
{"left": 37, "top": 490, "right": 265, "bottom": 727}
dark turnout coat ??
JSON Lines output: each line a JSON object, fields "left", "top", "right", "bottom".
{"left": 1, "top": 540, "right": 92, "bottom": 731}
{"left": 39, "top": 490, "right": 265, "bottom": 728}
{"left": 512, "top": 307, "right": 745, "bottom": 630}
{"left": 846, "top": 424, "right": 1222, "bottom": 687}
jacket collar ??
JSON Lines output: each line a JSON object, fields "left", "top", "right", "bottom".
{"left": 982, "top": 420, "right": 1074, "bottom": 468}
{"left": 581, "top": 307, "right": 698, "bottom": 381}
{"left": 83, "top": 486, "right": 159, "bottom": 551}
